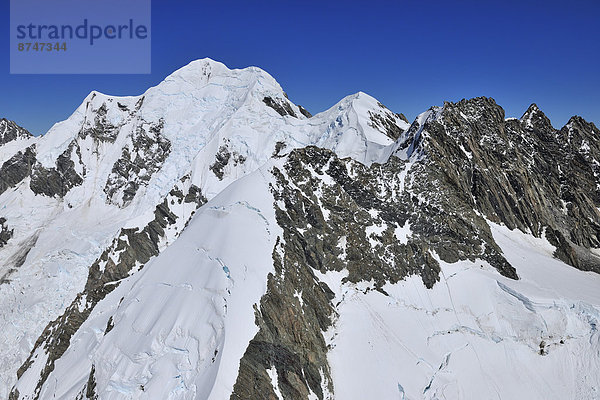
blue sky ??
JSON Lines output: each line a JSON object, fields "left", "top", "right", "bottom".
{"left": 1, "top": 0, "right": 599, "bottom": 135}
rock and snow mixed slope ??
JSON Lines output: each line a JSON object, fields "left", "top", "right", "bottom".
{"left": 326, "top": 222, "right": 600, "bottom": 400}
{"left": 1, "top": 58, "right": 600, "bottom": 399}
{"left": 0, "top": 59, "right": 407, "bottom": 399}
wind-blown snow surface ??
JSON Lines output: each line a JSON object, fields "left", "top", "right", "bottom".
{"left": 0, "top": 58, "right": 406, "bottom": 398}
{"left": 27, "top": 166, "right": 282, "bottom": 400}
{"left": 325, "top": 222, "right": 600, "bottom": 400}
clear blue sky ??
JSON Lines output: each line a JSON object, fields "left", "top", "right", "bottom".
{"left": 1, "top": 0, "right": 599, "bottom": 135}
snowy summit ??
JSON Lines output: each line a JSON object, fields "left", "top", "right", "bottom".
{"left": 1, "top": 59, "right": 600, "bottom": 400}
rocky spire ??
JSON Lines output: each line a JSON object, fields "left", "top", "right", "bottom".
{"left": 520, "top": 103, "right": 554, "bottom": 133}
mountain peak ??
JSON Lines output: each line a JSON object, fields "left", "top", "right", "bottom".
{"left": 163, "top": 58, "right": 230, "bottom": 82}
{"left": 333, "top": 91, "right": 378, "bottom": 108}
{"left": 155, "top": 58, "right": 283, "bottom": 96}
{"left": 442, "top": 96, "right": 505, "bottom": 124}
{"left": 520, "top": 103, "right": 554, "bottom": 131}
{"left": 565, "top": 115, "right": 599, "bottom": 132}
{"left": 316, "top": 91, "right": 410, "bottom": 150}
{"left": 3, "top": 58, "right": 600, "bottom": 400}
{"left": 450, "top": 96, "right": 499, "bottom": 108}
{"left": 0, "top": 118, "right": 32, "bottom": 145}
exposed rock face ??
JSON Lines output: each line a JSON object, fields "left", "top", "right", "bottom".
{"left": 412, "top": 97, "right": 600, "bottom": 272}
{"left": 397, "top": 112, "right": 409, "bottom": 123}
{"left": 184, "top": 184, "right": 206, "bottom": 206}
{"left": 0, "top": 233, "right": 39, "bottom": 285}
{"left": 104, "top": 120, "right": 170, "bottom": 206}
{"left": 368, "top": 101, "right": 409, "bottom": 140}
{"left": 231, "top": 143, "right": 517, "bottom": 398}
{"left": 230, "top": 99, "right": 600, "bottom": 398}
{"left": 0, "top": 218, "right": 12, "bottom": 248}
{"left": 79, "top": 101, "right": 120, "bottom": 143}
{"left": 0, "top": 146, "right": 36, "bottom": 196}
{"left": 263, "top": 96, "right": 298, "bottom": 118}
{"left": 0, "top": 119, "right": 32, "bottom": 145}
{"left": 298, "top": 105, "right": 312, "bottom": 118}
{"left": 210, "top": 140, "right": 247, "bottom": 180}
{"left": 82, "top": 365, "right": 98, "bottom": 400}
{"left": 30, "top": 141, "right": 84, "bottom": 197}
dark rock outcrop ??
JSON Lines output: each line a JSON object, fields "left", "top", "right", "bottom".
{"left": 231, "top": 99, "right": 600, "bottom": 397}
{"left": 79, "top": 100, "right": 120, "bottom": 143}
{"left": 104, "top": 120, "right": 170, "bottom": 206}
{"left": 0, "top": 146, "right": 36, "bottom": 196}
{"left": 30, "top": 141, "right": 84, "bottom": 197}
{"left": 0, "top": 119, "right": 32, "bottom": 145}
{"left": 0, "top": 218, "right": 12, "bottom": 248}
{"left": 210, "top": 141, "right": 246, "bottom": 180}
{"left": 408, "top": 97, "right": 600, "bottom": 272}
{"left": 298, "top": 105, "right": 312, "bottom": 118}
{"left": 232, "top": 143, "right": 515, "bottom": 399}
{"left": 368, "top": 101, "right": 408, "bottom": 140}
{"left": 0, "top": 233, "right": 40, "bottom": 285}
{"left": 263, "top": 96, "right": 298, "bottom": 118}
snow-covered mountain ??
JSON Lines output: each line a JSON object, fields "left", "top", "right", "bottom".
{"left": 1, "top": 59, "right": 599, "bottom": 400}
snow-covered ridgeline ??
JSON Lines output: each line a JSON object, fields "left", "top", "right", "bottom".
{"left": 0, "top": 58, "right": 410, "bottom": 398}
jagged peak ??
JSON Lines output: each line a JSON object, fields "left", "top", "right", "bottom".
{"left": 397, "top": 112, "right": 409, "bottom": 123}
{"left": 520, "top": 103, "right": 554, "bottom": 131}
{"left": 564, "top": 115, "right": 599, "bottom": 133}
{"left": 521, "top": 103, "right": 544, "bottom": 121}
{"left": 0, "top": 118, "right": 30, "bottom": 131}
{"left": 419, "top": 105, "right": 444, "bottom": 123}
{"left": 447, "top": 96, "right": 500, "bottom": 108}
{"left": 525, "top": 102, "right": 541, "bottom": 113}
{"left": 441, "top": 96, "right": 505, "bottom": 123}
{"left": 0, "top": 118, "right": 32, "bottom": 145}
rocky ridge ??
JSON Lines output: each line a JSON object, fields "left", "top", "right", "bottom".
{"left": 0, "top": 119, "right": 31, "bottom": 145}
{"left": 0, "top": 60, "right": 599, "bottom": 399}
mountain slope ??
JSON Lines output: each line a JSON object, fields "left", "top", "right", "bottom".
{"left": 1, "top": 59, "right": 600, "bottom": 400}
{"left": 0, "top": 59, "right": 408, "bottom": 399}
{"left": 0, "top": 119, "right": 32, "bottom": 146}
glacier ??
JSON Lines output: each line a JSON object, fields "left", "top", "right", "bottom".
{"left": 1, "top": 58, "right": 600, "bottom": 400}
